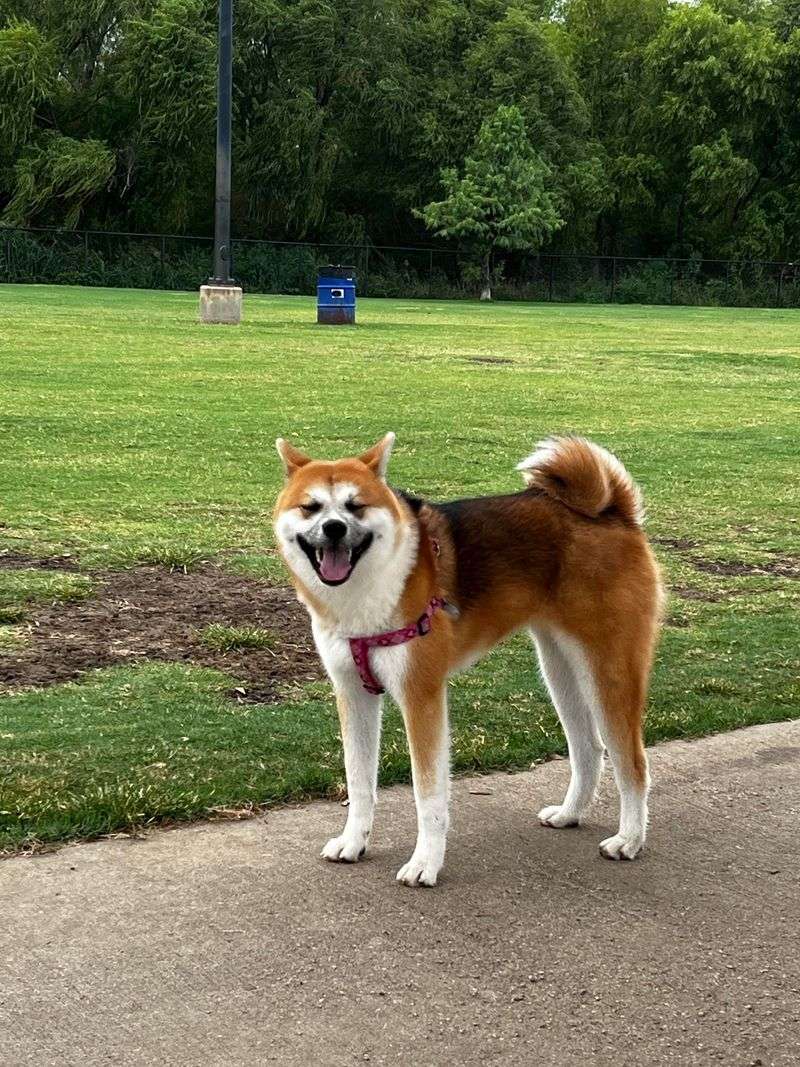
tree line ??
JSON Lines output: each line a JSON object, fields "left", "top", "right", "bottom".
{"left": 1, "top": 0, "right": 799, "bottom": 264}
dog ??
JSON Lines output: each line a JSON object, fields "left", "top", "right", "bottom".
{"left": 274, "top": 433, "right": 662, "bottom": 887}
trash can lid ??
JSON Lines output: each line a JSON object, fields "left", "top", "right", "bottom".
{"left": 318, "top": 264, "right": 356, "bottom": 279}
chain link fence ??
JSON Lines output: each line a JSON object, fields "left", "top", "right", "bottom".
{"left": 2, "top": 226, "right": 799, "bottom": 308}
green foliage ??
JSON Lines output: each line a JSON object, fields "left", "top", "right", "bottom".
{"left": 0, "top": 20, "right": 56, "bottom": 153}
{"left": 641, "top": 0, "right": 783, "bottom": 256}
{"left": 234, "top": 0, "right": 411, "bottom": 238}
{"left": 4, "top": 227, "right": 800, "bottom": 306}
{"left": 613, "top": 260, "right": 671, "bottom": 304}
{"left": 0, "top": 0, "right": 799, "bottom": 258}
{"left": 0, "top": 623, "right": 28, "bottom": 650}
{"left": 0, "top": 229, "right": 323, "bottom": 292}
{"left": 107, "top": 542, "right": 212, "bottom": 571}
{"left": 772, "top": 0, "right": 800, "bottom": 38}
{"left": 3, "top": 133, "right": 115, "bottom": 227}
{"left": 114, "top": 0, "right": 216, "bottom": 228}
{"left": 418, "top": 105, "right": 563, "bottom": 296}
{"left": 688, "top": 131, "right": 758, "bottom": 212}
{"left": 463, "top": 6, "right": 589, "bottom": 165}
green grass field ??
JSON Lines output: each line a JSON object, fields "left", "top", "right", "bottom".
{"left": 1, "top": 284, "right": 798, "bottom": 854}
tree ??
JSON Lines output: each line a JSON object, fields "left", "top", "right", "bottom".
{"left": 0, "top": 0, "right": 798, "bottom": 260}
{"left": 643, "top": 0, "right": 783, "bottom": 257}
{"left": 0, "top": 20, "right": 56, "bottom": 157}
{"left": 417, "top": 105, "right": 563, "bottom": 299}
{"left": 562, "top": 0, "right": 667, "bottom": 254}
{"left": 4, "top": 133, "right": 114, "bottom": 227}
{"left": 114, "top": 0, "right": 216, "bottom": 230}
{"left": 772, "top": 0, "right": 800, "bottom": 39}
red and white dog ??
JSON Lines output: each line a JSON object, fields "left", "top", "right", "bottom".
{"left": 274, "top": 434, "right": 662, "bottom": 887}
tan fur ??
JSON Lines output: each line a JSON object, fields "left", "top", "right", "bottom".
{"left": 518, "top": 436, "right": 643, "bottom": 523}
{"left": 274, "top": 458, "right": 403, "bottom": 516}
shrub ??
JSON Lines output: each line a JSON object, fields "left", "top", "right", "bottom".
{"left": 614, "top": 261, "right": 672, "bottom": 304}
{"left": 0, "top": 228, "right": 794, "bottom": 308}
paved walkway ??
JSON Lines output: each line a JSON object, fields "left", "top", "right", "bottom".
{"left": 2, "top": 720, "right": 799, "bottom": 1066}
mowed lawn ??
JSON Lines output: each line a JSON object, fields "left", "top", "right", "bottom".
{"left": 0, "top": 284, "right": 798, "bottom": 853}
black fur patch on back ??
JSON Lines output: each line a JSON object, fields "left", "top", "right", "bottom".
{"left": 394, "top": 486, "right": 562, "bottom": 610}
{"left": 432, "top": 490, "right": 561, "bottom": 609}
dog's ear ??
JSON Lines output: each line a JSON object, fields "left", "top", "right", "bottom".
{"left": 358, "top": 432, "right": 395, "bottom": 480}
{"left": 276, "top": 438, "right": 311, "bottom": 478}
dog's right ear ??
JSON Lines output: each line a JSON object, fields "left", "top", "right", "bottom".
{"left": 276, "top": 438, "right": 311, "bottom": 478}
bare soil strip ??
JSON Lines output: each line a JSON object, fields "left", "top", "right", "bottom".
{"left": 652, "top": 537, "right": 800, "bottom": 580}
{"left": 0, "top": 556, "right": 320, "bottom": 703}
{"left": 690, "top": 556, "right": 800, "bottom": 578}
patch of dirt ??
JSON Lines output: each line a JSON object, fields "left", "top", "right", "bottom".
{"left": 651, "top": 537, "right": 700, "bottom": 551}
{"left": 690, "top": 557, "right": 800, "bottom": 579}
{"left": 0, "top": 558, "right": 321, "bottom": 703}
{"left": 0, "top": 551, "right": 81, "bottom": 572}
{"left": 670, "top": 584, "right": 755, "bottom": 603}
{"left": 466, "top": 356, "right": 515, "bottom": 366}
{"left": 670, "top": 585, "right": 723, "bottom": 603}
{"left": 649, "top": 538, "right": 800, "bottom": 579}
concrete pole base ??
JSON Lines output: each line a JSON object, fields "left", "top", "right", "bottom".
{"left": 199, "top": 284, "right": 243, "bottom": 325}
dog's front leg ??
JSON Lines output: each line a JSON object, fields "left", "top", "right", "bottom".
{"left": 396, "top": 686, "right": 450, "bottom": 887}
{"left": 321, "top": 682, "right": 382, "bottom": 864}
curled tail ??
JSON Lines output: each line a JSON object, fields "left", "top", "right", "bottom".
{"left": 516, "top": 436, "right": 644, "bottom": 526}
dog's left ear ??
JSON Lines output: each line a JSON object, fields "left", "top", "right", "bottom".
{"left": 358, "top": 432, "right": 395, "bottom": 480}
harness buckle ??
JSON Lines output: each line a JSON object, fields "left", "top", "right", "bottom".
{"left": 416, "top": 612, "right": 432, "bottom": 636}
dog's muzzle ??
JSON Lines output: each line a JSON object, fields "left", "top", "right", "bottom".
{"left": 297, "top": 531, "right": 374, "bottom": 586}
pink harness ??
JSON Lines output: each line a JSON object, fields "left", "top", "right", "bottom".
{"left": 348, "top": 597, "right": 447, "bottom": 695}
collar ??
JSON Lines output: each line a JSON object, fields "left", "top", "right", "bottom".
{"left": 348, "top": 597, "right": 447, "bottom": 695}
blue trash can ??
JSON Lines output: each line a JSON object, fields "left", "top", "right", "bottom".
{"left": 317, "top": 265, "right": 356, "bottom": 325}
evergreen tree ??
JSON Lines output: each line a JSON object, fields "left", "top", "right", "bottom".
{"left": 418, "top": 105, "right": 563, "bottom": 299}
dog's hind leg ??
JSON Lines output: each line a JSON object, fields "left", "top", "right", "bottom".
{"left": 321, "top": 683, "right": 383, "bottom": 863}
{"left": 589, "top": 647, "right": 651, "bottom": 861}
{"left": 532, "top": 628, "right": 605, "bottom": 828}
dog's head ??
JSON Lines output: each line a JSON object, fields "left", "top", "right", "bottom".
{"left": 273, "top": 433, "right": 412, "bottom": 600}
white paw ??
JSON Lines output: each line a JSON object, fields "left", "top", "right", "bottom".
{"left": 538, "top": 804, "right": 580, "bottom": 828}
{"left": 396, "top": 852, "right": 441, "bottom": 888}
{"left": 321, "top": 832, "right": 368, "bottom": 863}
{"left": 599, "top": 832, "right": 644, "bottom": 861}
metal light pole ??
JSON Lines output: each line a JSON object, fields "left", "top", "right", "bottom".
{"left": 199, "top": 0, "right": 242, "bottom": 323}
{"left": 211, "top": 0, "right": 233, "bottom": 284}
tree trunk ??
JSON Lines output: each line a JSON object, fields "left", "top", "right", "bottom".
{"left": 480, "top": 248, "right": 492, "bottom": 301}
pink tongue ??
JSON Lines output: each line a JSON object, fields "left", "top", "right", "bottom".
{"left": 320, "top": 546, "right": 352, "bottom": 582}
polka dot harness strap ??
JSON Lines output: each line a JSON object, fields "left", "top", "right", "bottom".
{"left": 348, "top": 597, "right": 447, "bottom": 696}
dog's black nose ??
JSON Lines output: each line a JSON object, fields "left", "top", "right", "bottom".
{"left": 322, "top": 519, "right": 347, "bottom": 543}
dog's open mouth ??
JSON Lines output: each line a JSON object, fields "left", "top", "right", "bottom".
{"left": 297, "top": 533, "right": 374, "bottom": 586}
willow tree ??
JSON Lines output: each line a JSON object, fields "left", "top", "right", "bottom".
{"left": 418, "top": 104, "right": 563, "bottom": 299}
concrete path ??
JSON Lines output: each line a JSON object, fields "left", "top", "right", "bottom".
{"left": 2, "top": 721, "right": 799, "bottom": 1067}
